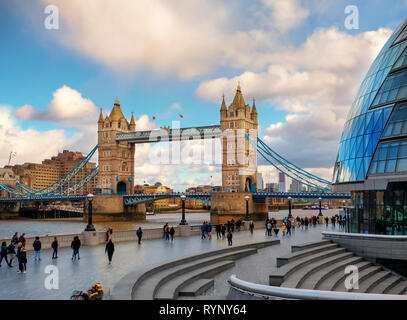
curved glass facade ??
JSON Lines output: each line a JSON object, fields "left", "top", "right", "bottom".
{"left": 333, "top": 18, "right": 407, "bottom": 184}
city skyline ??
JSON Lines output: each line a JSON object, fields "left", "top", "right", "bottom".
{"left": 1, "top": 1, "right": 407, "bottom": 191}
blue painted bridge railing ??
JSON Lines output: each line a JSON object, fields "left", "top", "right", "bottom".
{"left": 123, "top": 193, "right": 211, "bottom": 206}
{"left": 252, "top": 192, "right": 351, "bottom": 200}
{"left": 0, "top": 195, "right": 87, "bottom": 203}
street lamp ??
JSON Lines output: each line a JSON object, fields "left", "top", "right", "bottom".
{"left": 287, "top": 197, "right": 292, "bottom": 218}
{"left": 318, "top": 197, "right": 323, "bottom": 217}
{"left": 180, "top": 194, "right": 187, "bottom": 225}
{"left": 85, "top": 193, "right": 96, "bottom": 231}
{"left": 244, "top": 195, "right": 250, "bottom": 221}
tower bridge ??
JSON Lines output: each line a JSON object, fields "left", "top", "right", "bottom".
{"left": 0, "top": 85, "right": 349, "bottom": 222}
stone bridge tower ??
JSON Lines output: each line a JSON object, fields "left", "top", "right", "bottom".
{"left": 220, "top": 84, "right": 258, "bottom": 192}
{"left": 97, "top": 98, "right": 135, "bottom": 195}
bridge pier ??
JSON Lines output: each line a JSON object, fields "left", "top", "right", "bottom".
{"left": 210, "top": 192, "right": 268, "bottom": 224}
{"left": 87, "top": 195, "right": 146, "bottom": 222}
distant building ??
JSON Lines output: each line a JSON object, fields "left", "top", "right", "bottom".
{"left": 257, "top": 173, "right": 264, "bottom": 190}
{"left": 265, "top": 183, "right": 278, "bottom": 192}
{"left": 7, "top": 150, "right": 97, "bottom": 195}
{"left": 289, "top": 180, "right": 303, "bottom": 193}
{"left": 278, "top": 173, "right": 286, "bottom": 192}
{"left": 0, "top": 168, "right": 20, "bottom": 198}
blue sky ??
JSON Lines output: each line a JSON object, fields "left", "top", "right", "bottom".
{"left": 1, "top": 0, "right": 406, "bottom": 190}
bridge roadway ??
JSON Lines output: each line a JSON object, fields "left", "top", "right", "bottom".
{"left": 0, "top": 192, "right": 350, "bottom": 204}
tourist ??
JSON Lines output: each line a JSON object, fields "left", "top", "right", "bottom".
{"left": 221, "top": 224, "right": 226, "bottom": 239}
{"left": 231, "top": 219, "right": 235, "bottom": 232}
{"left": 282, "top": 222, "right": 286, "bottom": 236}
{"left": 226, "top": 220, "right": 231, "bottom": 233}
{"left": 106, "top": 228, "right": 113, "bottom": 242}
{"left": 71, "top": 236, "right": 81, "bottom": 260}
{"left": 105, "top": 238, "right": 114, "bottom": 264}
{"left": 33, "top": 236, "right": 42, "bottom": 262}
{"left": 18, "top": 247, "right": 27, "bottom": 273}
{"left": 304, "top": 217, "right": 309, "bottom": 229}
{"left": 169, "top": 227, "right": 175, "bottom": 242}
{"left": 0, "top": 241, "right": 9, "bottom": 267}
{"left": 164, "top": 224, "right": 170, "bottom": 241}
{"left": 136, "top": 227, "right": 143, "bottom": 245}
{"left": 7, "top": 242, "right": 16, "bottom": 267}
{"left": 286, "top": 220, "right": 292, "bottom": 236}
{"left": 207, "top": 223, "right": 212, "bottom": 240}
{"left": 216, "top": 224, "right": 221, "bottom": 239}
{"left": 266, "top": 221, "right": 272, "bottom": 236}
{"left": 16, "top": 242, "right": 22, "bottom": 267}
{"left": 249, "top": 221, "right": 254, "bottom": 235}
{"left": 300, "top": 218, "right": 304, "bottom": 230}
{"left": 11, "top": 232, "right": 18, "bottom": 245}
{"left": 236, "top": 219, "right": 241, "bottom": 232}
{"left": 331, "top": 216, "right": 336, "bottom": 228}
{"left": 325, "top": 216, "right": 329, "bottom": 228}
{"left": 19, "top": 233, "right": 26, "bottom": 247}
{"left": 227, "top": 231, "right": 233, "bottom": 246}
{"left": 51, "top": 237, "right": 58, "bottom": 259}
{"left": 201, "top": 222, "right": 206, "bottom": 239}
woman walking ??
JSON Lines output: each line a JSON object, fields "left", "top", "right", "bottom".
{"left": 249, "top": 221, "right": 254, "bottom": 235}
{"left": 7, "top": 242, "right": 15, "bottom": 267}
{"left": 51, "top": 237, "right": 58, "bottom": 259}
{"left": 105, "top": 239, "right": 114, "bottom": 264}
{"left": 0, "top": 241, "right": 9, "bottom": 267}
{"left": 18, "top": 247, "right": 27, "bottom": 273}
{"left": 227, "top": 231, "right": 233, "bottom": 246}
{"left": 169, "top": 227, "right": 175, "bottom": 242}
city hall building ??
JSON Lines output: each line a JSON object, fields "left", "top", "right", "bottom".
{"left": 333, "top": 18, "right": 407, "bottom": 235}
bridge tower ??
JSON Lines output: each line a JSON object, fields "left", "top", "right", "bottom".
{"left": 220, "top": 84, "right": 258, "bottom": 192}
{"left": 97, "top": 98, "right": 135, "bottom": 195}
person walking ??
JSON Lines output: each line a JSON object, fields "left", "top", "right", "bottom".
{"left": 0, "top": 242, "right": 9, "bottom": 267}
{"left": 221, "top": 224, "right": 226, "bottom": 239}
{"left": 207, "top": 223, "right": 212, "bottom": 240}
{"left": 236, "top": 220, "right": 241, "bottom": 232}
{"left": 19, "top": 233, "right": 26, "bottom": 247}
{"left": 11, "top": 232, "right": 18, "bottom": 245}
{"left": 325, "top": 216, "right": 329, "bottom": 228}
{"left": 164, "top": 224, "right": 170, "bottom": 241}
{"left": 331, "top": 216, "right": 336, "bottom": 229}
{"left": 201, "top": 222, "right": 206, "bottom": 240}
{"left": 136, "top": 227, "right": 143, "bottom": 245}
{"left": 282, "top": 222, "right": 286, "bottom": 236}
{"left": 286, "top": 220, "right": 292, "bottom": 236}
{"left": 51, "top": 237, "right": 58, "bottom": 259}
{"left": 71, "top": 236, "right": 81, "bottom": 260}
{"left": 33, "top": 236, "right": 42, "bottom": 262}
{"left": 18, "top": 247, "right": 27, "bottom": 273}
{"left": 227, "top": 231, "right": 233, "bottom": 246}
{"left": 216, "top": 224, "right": 221, "bottom": 239}
{"left": 267, "top": 221, "right": 272, "bottom": 236}
{"left": 7, "top": 242, "right": 15, "bottom": 267}
{"left": 105, "top": 239, "right": 114, "bottom": 264}
{"left": 169, "top": 227, "right": 175, "bottom": 242}
{"left": 231, "top": 219, "right": 235, "bottom": 233}
{"left": 226, "top": 220, "right": 231, "bottom": 233}
{"left": 249, "top": 221, "right": 254, "bottom": 235}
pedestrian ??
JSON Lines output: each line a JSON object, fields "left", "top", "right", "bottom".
{"left": 33, "top": 236, "right": 42, "bottom": 261}
{"left": 221, "top": 224, "right": 226, "bottom": 239}
{"left": 136, "top": 227, "right": 143, "bottom": 245}
{"left": 231, "top": 219, "right": 235, "bottom": 233}
{"left": 282, "top": 222, "right": 286, "bottom": 236}
{"left": 216, "top": 224, "right": 221, "bottom": 239}
{"left": 71, "top": 236, "right": 81, "bottom": 260}
{"left": 16, "top": 242, "right": 22, "bottom": 267}
{"left": 18, "top": 246, "right": 27, "bottom": 273}
{"left": 164, "top": 224, "right": 170, "bottom": 241}
{"left": 305, "top": 217, "right": 309, "bottom": 229}
{"left": 286, "top": 220, "right": 292, "bottom": 236}
{"left": 201, "top": 222, "right": 206, "bottom": 239}
{"left": 325, "top": 216, "right": 329, "bottom": 228}
{"left": 249, "top": 221, "right": 254, "bottom": 235}
{"left": 236, "top": 219, "right": 241, "bottom": 232}
{"left": 207, "top": 223, "right": 212, "bottom": 240}
{"left": 227, "top": 231, "right": 233, "bottom": 246}
{"left": 169, "top": 227, "right": 175, "bottom": 242}
{"left": 331, "top": 216, "right": 336, "bottom": 228}
{"left": 7, "top": 242, "right": 15, "bottom": 267}
{"left": 51, "top": 237, "right": 58, "bottom": 259}
{"left": 105, "top": 238, "right": 114, "bottom": 264}
{"left": 19, "top": 233, "right": 26, "bottom": 247}
{"left": 267, "top": 221, "right": 272, "bottom": 236}
{"left": 11, "top": 232, "right": 18, "bottom": 245}
{"left": 226, "top": 220, "right": 231, "bottom": 233}
{"left": 0, "top": 241, "right": 9, "bottom": 267}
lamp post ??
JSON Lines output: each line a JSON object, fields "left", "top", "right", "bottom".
{"left": 180, "top": 194, "right": 187, "bottom": 225}
{"left": 287, "top": 196, "right": 292, "bottom": 218}
{"left": 244, "top": 195, "right": 250, "bottom": 221}
{"left": 318, "top": 197, "right": 323, "bottom": 217}
{"left": 85, "top": 193, "right": 95, "bottom": 231}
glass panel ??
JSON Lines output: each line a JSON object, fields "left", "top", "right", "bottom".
{"left": 388, "top": 146, "right": 399, "bottom": 159}
{"left": 369, "top": 161, "right": 377, "bottom": 174}
{"left": 396, "top": 158, "right": 407, "bottom": 172}
{"left": 377, "top": 161, "right": 386, "bottom": 173}
{"left": 385, "top": 159, "right": 397, "bottom": 173}
{"left": 392, "top": 121, "right": 403, "bottom": 135}
{"left": 399, "top": 144, "right": 407, "bottom": 158}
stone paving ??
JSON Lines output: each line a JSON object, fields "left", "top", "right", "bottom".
{"left": 0, "top": 218, "right": 342, "bottom": 300}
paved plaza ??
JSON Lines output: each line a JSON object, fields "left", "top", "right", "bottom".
{"left": 0, "top": 218, "right": 342, "bottom": 300}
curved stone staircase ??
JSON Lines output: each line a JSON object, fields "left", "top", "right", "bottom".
{"left": 110, "top": 240, "right": 280, "bottom": 300}
{"left": 269, "top": 240, "right": 407, "bottom": 295}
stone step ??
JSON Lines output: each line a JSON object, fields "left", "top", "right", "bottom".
{"left": 316, "top": 260, "right": 373, "bottom": 291}
{"left": 291, "top": 240, "right": 332, "bottom": 253}
{"left": 154, "top": 261, "right": 235, "bottom": 300}
{"left": 133, "top": 248, "right": 258, "bottom": 299}
{"left": 384, "top": 280, "right": 407, "bottom": 295}
{"left": 351, "top": 270, "right": 392, "bottom": 293}
{"left": 304, "top": 256, "right": 364, "bottom": 290}
{"left": 370, "top": 275, "right": 403, "bottom": 294}
{"left": 277, "top": 243, "right": 339, "bottom": 267}
{"left": 269, "top": 247, "right": 347, "bottom": 286}
{"left": 178, "top": 279, "right": 214, "bottom": 297}
{"left": 281, "top": 252, "right": 355, "bottom": 289}
{"left": 334, "top": 265, "right": 382, "bottom": 292}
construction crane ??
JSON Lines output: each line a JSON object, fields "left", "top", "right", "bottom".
{"left": 7, "top": 151, "right": 16, "bottom": 166}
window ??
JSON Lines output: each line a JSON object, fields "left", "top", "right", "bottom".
{"left": 370, "top": 141, "right": 407, "bottom": 174}
{"left": 372, "top": 70, "right": 407, "bottom": 107}
{"left": 382, "top": 103, "right": 407, "bottom": 138}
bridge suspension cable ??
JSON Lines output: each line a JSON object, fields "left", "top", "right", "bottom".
{"left": 245, "top": 135, "right": 331, "bottom": 192}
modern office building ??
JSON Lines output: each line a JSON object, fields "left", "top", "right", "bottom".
{"left": 333, "top": 18, "right": 407, "bottom": 235}
{"left": 278, "top": 172, "right": 286, "bottom": 192}
{"left": 257, "top": 173, "right": 264, "bottom": 190}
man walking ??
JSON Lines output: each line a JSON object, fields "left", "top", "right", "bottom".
{"left": 201, "top": 222, "right": 206, "bottom": 240}
{"left": 216, "top": 224, "right": 221, "bottom": 239}
{"left": 33, "top": 236, "right": 41, "bottom": 261}
{"left": 71, "top": 236, "right": 81, "bottom": 260}
{"left": 169, "top": 226, "right": 175, "bottom": 242}
{"left": 51, "top": 237, "right": 58, "bottom": 259}
{"left": 137, "top": 227, "right": 143, "bottom": 245}
{"left": 221, "top": 224, "right": 226, "bottom": 239}
{"left": 227, "top": 231, "right": 233, "bottom": 246}
{"left": 249, "top": 221, "right": 254, "bottom": 235}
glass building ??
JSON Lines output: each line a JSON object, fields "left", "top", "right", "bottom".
{"left": 333, "top": 18, "right": 407, "bottom": 235}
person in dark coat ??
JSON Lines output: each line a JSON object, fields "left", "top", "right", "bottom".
{"left": 216, "top": 224, "right": 221, "bottom": 239}
{"left": 249, "top": 221, "right": 255, "bottom": 234}
{"left": 11, "top": 232, "right": 18, "bottom": 245}
{"left": 200, "top": 223, "right": 206, "bottom": 239}
{"left": 231, "top": 219, "right": 235, "bottom": 233}
{"left": 227, "top": 231, "right": 233, "bottom": 246}
{"left": 0, "top": 241, "right": 9, "bottom": 267}
{"left": 169, "top": 227, "right": 175, "bottom": 242}
{"left": 71, "top": 236, "right": 81, "bottom": 260}
{"left": 136, "top": 227, "right": 143, "bottom": 245}
{"left": 7, "top": 242, "right": 16, "bottom": 267}
{"left": 226, "top": 220, "right": 231, "bottom": 233}
{"left": 221, "top": 224, "right": 226, "bottom": 239}
{"left": 33, "top": 236, "right": 42, "bottom": 261}
{"left": 51, "top": 237, "right": 58, "bottom": 259}
{"left": 18, "top": 247, "right": 27, "bottom": 273}
{"left": 19, "top": 233, "right": 26, "bottom": 247}
{"left": 105, "top": 240, "right": 114, "bottom": 263}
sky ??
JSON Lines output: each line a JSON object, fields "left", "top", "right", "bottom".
{"left": 0, "top": 0, "right": 406, "bottom": 191}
